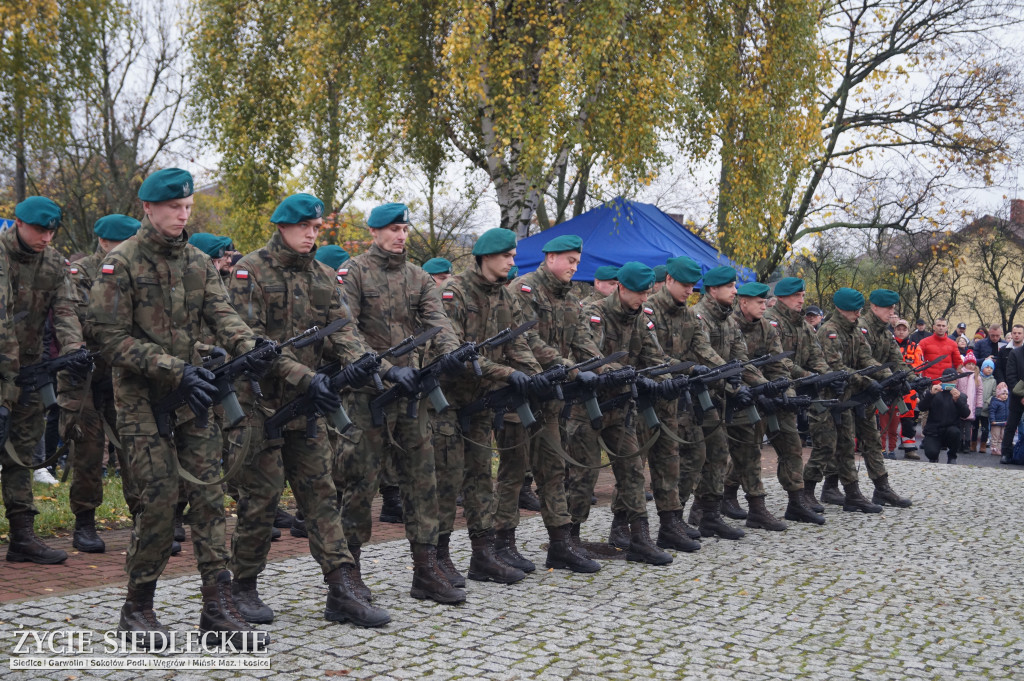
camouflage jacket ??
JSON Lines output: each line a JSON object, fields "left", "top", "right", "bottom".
{"left": 816, "top": 311, "right": 879, "bottom": 395}
{"left": 0, "top": 247, "right": 17, "bottom": 406}
{"left": 692, "top": 294, "right": 765, "bottom": 387}
{"left": 578, "top": 291, "right": 606, "bottom": 308}
{"left": 440, "top": 263, "right": 540, "bottom": 404}
{"left": 763, "top": 303, "right": 829, "bottom": 378}
{"left": 646, "top": 287, "right": 724, "bottom": 369}
{"left": 226, "top": 232, "right": 370, "bottom": 412}
{"left": 858, "top": 310, "right": 913, "bottom": 379}
{"left": 0, "top": 226, "right": 84, "bottom": 376}
{"left": 342, "top": 244, "right": 460, "bottom": 383}
{"left": 732, "top": 310, "right": 790, "bottom": 382}
{"left": 509, "top": 264, "right": 602, "bottom": 371}
{"left": 58, "top": 247, "right": 114, "bottom": 409}
{"left": 89, "top": 218, "right": 256, "bottom": 426}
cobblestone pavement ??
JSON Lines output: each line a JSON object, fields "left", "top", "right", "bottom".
{"left": 2, "top": 461, "right": 1022, "bottom": 680}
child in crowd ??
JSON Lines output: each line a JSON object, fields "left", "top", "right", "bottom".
{"left": 977, "top": 358, "right": 998, "bottom": 452}
{"left": 919, "top": 368, "right": 971, "bottom": 464}
{"left": 989, "top": 383, "right": 1009, "bottom": 455}
{"left": 956, "top": 352, "right": 983, "bottom": 451}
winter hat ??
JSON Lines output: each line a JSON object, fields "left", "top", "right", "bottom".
{"left": 964, "top": 351, "right": 977, "bottom": 365}
{"left": 982, "top": 358, "right": 996, "bottom": 372}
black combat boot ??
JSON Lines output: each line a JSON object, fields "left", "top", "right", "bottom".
{"left": 73, "top": 509, "right": 105, "bottom": 553}
{"left": 199, "top": 571, "right": 271, "bottom": 646}
{"left": 379, "top": 485, "right": 403, "bottom": 524}
{"left": 687, "top": 502, "right": 703, "bottom": 527}
{"left": 784, "top": 490, "right": 826, "bottom": 525}
{"left": 820, "top": 475, "right": 845, "bottom": 505}
{"left": 842, "top": 480, "right": 883, "bottom": 513}
{"left": 568, "top": 522, "right": 596, "bottom": 560}
{"left": 802, "top": 481, "right": 826, "bottom": 513}
{"left": 273, "top": 507, "right": 295, "bottom": 528}
{"left": 608, "top": 510, "right": 630, "bottom": 549}
{"left": 170, "top": 539, "right": 181, "bottom": 556}
{"left": 871, "top": 474, "right": 912, "bottom": 508}
{"left": 436, "top": 533, "right": 466, "bottom": 588}
{"left": 173, "top": 503, "right": 186, "bottom": 542}
{"left": 118, "top": 582, "right": 169, "bottom": 649}
{"left": 6, "top": 512, "right": 67, "bottom": 564}
{"left": 410, "top": 542, "right": 466, "bottom": 604}
{"left": 348, "top": 544, "right": 372, "bottom": 602}
{"left": 721, "top": 485, "right": 747, "bottom": 519}
{"left": 655, "top": 510, "right": 701, "bottom": 552}
{"left": 270, "top": 525, "right": 281, "bottom": 541}
{"left": 675, "top": 505, "right": 702, "bottom": 540}
{"left": 745, "top": 495, "right": 788, "bottom": 531}
{"left": 545, "top": 525, "right": 600, "bottom": 573}
{"left": 290, "top": 510, "right": 308, "bottom": 538}
{"left": 324, "top": 566, "right": 391, "bottom": 627}
{"left": 625, "top": 518, "right": 673, "bottom": 565}
{"left": 696, "top": 497, "right": 745, "bottom": 540}
{"left": 231, "top": 576, "right": 274, "bottom": 624}
{"left": 518, "top": 477, "right": 541, "bottom": 512}
{"left": 494, "top": 528, "right": 536, "bottom": 573}
{"left": 468, "top": 530, "right": 526, "bottom": 584}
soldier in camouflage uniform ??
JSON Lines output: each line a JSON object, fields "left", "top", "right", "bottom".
{"left": 567, "top": 261, "right": 673, "bottom": 566}
{"left": 686, "top": 266, "right": 767, "bottom": 540}
{"left": 224, "top": 193, "right": 389, "bottom": 628}
{"left": 491, "top": 234, "right": 603, "bottom": 574}
{"left": 90, "top": 169, "right": 269, "bottom": 645}
{"left": 763, "top": 277, "right": 829, "bottom": 524}
{"left": 1, "top": 197, "right": 91, "bottom": 565}
{"left": 337, "top": 202, "right": 465, "bottom": 605}
{"left": 804, "top": 287, "right": 885, "bottom": 513}
{"left": 58, "top": 215, "right": 142, "bottom": 555}
{"left": 641, "top": 256, "right": 725, "bottom": 552}
{"left": 856, "top": 289, "right": 913, "bottom": 508}
{"left": 578, "top": 265, "right": 619, "bottom": 307}
{"left": 0, "top": 246, "right": 14, "bottom": 452}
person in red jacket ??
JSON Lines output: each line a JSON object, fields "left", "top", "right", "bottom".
{"left": 918, "top": 318, "right": 964, "bottom": 379}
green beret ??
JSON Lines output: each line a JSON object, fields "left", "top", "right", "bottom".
{"left": 93, "top": 214, "right": 140, "bottom": 241}
{"left": 869, "top": 288, "right": 900, "bottom": 307}
{"left": 737, "top": 282, "right": 770, "bottom": 298}
{"left": 138, "top": 168, "right": 194, "bottom": 202}
{"left": 472, "top": 228, "right": 517, "bottom": 256}
{"left": 367, "top": 202, "right": 410, "bottom": 228}
{"left": 593, "top": 266, "right": 619, "bottom": 281}
{"left": 315, "top": 244, "right": 350, "bottom": 270}
{"left": 702, "top": 265, "right": 737, "bottom": 288}
{"left": 617, "top": 261, "right": 655, "bottom": 292}
{"left": 189, "top": 233, "right": 234, "bottom": 259}
{"left": 507, "top": 265, "right": 519, "bottom": 281}
{"left": 653, "top": 265, "right": 667, "bottom": 282}
{"left": 833, "top": 287, "right": 865, "bottom": 311}
{"left": 422, "top": 257, "right": 453, "bottom": 275}
{"left": 664, "top": 256, "right": 702, "bottom": 284}
{"left": 541, "top": 235, "right": 583, "bottom": 253}
{"left": 15, "top": 197, "right": 62, "bottom": 230}
{"left": 773, "top": 277, "right": 805, "bottom": 297}
{"left": 271, "top": 193, "right": 324, "bottom": 224}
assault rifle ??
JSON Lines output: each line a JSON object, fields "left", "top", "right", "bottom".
{"left": 599, "top": 362, "right": 692, "bottom": 429}
{"left": 755, "top": 394, "right": 841, "bottom": 433}
{"left": 369, "top": 320, "right": 537, "bottom": 427}
{"left": 16, "top": 348, "right": 98, "bottom": 409}
{"left": 877, "top": 354, "right": 950, "bottom": 415}
{"left": 154, "top": 322, "right": 338, "bottom": 438}
{"left": 724, "top": 377, "right": 792, "bottom": 424}
{"left": 684, "top": 352, "right": 795, "bottom": 424}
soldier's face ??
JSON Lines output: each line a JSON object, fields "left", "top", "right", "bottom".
{"left": 708, "top": 282, "right": 736, "bottom": 306}
{"left": 871, "top": 303, "right": 896, "bottom": 322}
{"left": 545, "top": 251, "right": 580, "bottom": 283}
{"left": 738, "top": 296, "right": 767, "bottom": 321}
{"left": 15, "top": 220, "right": 56, "bottom": 252}
{"left": 594, "top": 279, "right": 617, "bottom": 296}
{"left": 371, "top": 223, "right": 409, "bottom": 253}
{"left": 617, "top": 284, "right": 649, "bottom": 310}
{"left": 778, "top": 291, "right": 804, "bottom": 312}
{"left": 278, "top": 218, "right": 322, "bottom": 254}
{"left": 838, "top": 308, "right": 860, "bottom": 323}
{"left": 480, "top": 250, "right": 516, "bottom": 282}
{"left": 144, "top": 196, "right": 193, "bottom": 238}
{"left": 664, "top": 276, "right": 694, "bottom": 304}
{"left": 431, "top": 273, "right": 452, "bottom": 287}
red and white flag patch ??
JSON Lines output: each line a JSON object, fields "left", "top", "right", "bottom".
{"left": 828, "top": 333, "right": 837, "bottom": 339}
{"left": 338, "top": 268, "right": 349, "bottom": 277}
{"left": 770, "top": 320, "right": 778, "bottom": 327}
{"left": 590, "top": 315, "right": 602, "bottom": 324}
{"left": 644, "top": 306, "right": 654, "bottom": 315}
{"left": 101, "top": 264, "right": 115, "bottom": 275}
{"left": 442, "top": 291, "right": 454, "bottom": 300}
{"left": 647, "top": 320, "right": 655, "bottom": 330}
{"left": 235, "top": 270, "right": 249, "bottom": 279}
{"left": 520, "top": 284, "right": 532, "bottom": 293}
{"left": 861, "top": 328, "right": 868, "bottom": 334}
{"left": 337, "top": 274, "right": 344, "bottom": 284}
{"left": 69, "top": 267, "right": 79, "bottom": 275}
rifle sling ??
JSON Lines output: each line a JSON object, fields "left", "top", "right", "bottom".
{"left": 175, "top": 415, "right": 254, "bottom": 487}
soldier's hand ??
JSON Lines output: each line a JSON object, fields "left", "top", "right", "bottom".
{"left": 64, "top": 348, "right": 94, "bottom": 381}
{"left": 829, "top": 378, "right": 847, "bottom": 395}
{"left": 337, "top": 361, "right": 373, "bottom": 389}
{"left": 243, "top": 338, "right": 277, "bottom": 377}
{"left": 385, "top": 366, "right": 419, "bottom": 393}
{"left": 912, "top": 377, "right": 933, "bottom": 393}
{"left": 576, "top": 370, "right": 599, "bottom": 388}
{"left": 865, "top": 380, "right": 884, "bottom": 398}
{"left": 438, "top": 353, "right": 465, "bottom": 375}
{"left": 732, "top": 386, "right": 754, "bottom": 408}
{"left": 181, "top": 365, "right": 218, "bottom": 416}
{"left": 636, "top": 376, "right": 659, "bottom": 394}
{"left": 507, "top": 371, "right": 531, "bottom": 395}
{"left": 0, "top": 405, "right": 9, "bottom": 451}
{"left": 763, "top": 378, "right": 790, "bottom": 397}
{"left": 530, "top": 372, "right": 552, "bottom": 392}
{"left": 307, "top": 372, "right": 342, "bottom": 414}
{"left": 689, "top": 365, "right": 710, "bottom": 377}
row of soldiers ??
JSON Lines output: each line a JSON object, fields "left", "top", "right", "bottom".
{"left": 0, "top": 168, "right": 917, "bottom": 647}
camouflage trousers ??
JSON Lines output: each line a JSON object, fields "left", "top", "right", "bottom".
{"left": 805, "top": 408, "right": 856, "bottom": 484}
{"left": 1, "top": 394, "right": 45, "bottom": 518}
{"left": 432, "top": 410, "right": 495, "bottom": 536}
{"left": 748, "top": 411, "right": 806, "bottom": 492}
{"left": 635, "top": 400, "right": 681, "bottom": 513}
{"left": 693, "top": 415, "right": 731, "bottom": 502}
{"left": 338, "top": 393, "right": 439, "bottom": 546}
{"left": 676, "top": 408, "right": 710, "bottom": 507}
{"left": 566, "top": 406, "right": 648, "bottom": 524}
{"left": 853, "top": 410, "right": 889, "bottom": 482}
{"left": 720, "top": 420, "right": 766, "bottom": 497}
{"left": 493, "top": 407, "right": 572, "bottom": 530}
{"left": 229, "top": 414, "right": 354, "bottom": 581}
{"left": 120, "top": 415, "right": 228, "bottom": 588}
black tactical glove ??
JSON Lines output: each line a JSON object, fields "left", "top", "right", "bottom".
{"left": 180, "top": 365, "right": 218, "bottom": 417}
{"left": 732, "top": 386, "right": 754, "bottom": 408}
{"left": 658, "top": 376, "right": 684, "bottom": 400}
{"left": 307, "top": 372, "right": 342, "bottom": 414}
{"left": 508, "top": 371, "right": 531, "bottom": 395}
{"left": 243, "top": 338, "right": 277, "bottom": 378}
{"left": 689, "top": 365, "right": 710, "bottom": 377}
{"left": 0, "top": 405, "right": 9, "bottom": 452}
{"left": 636, "top": 376, "right": 660, "bottom": 394}
{"left": 911, "top": 376, "right": 933, "bottom": 393}
{"left": 576, "top": 370, "right": 599, "bottom": 388}
{"left": 439, "top": 353, "right": 465, "bottom": 374}
{"left": 63, "top": 348, "right": 94, "bottom": 381}
{"left": 385, "top": 366, "right": 419, "bottom": 393}
{"left": 530, "top": 372, "right": 552, "bottom": 392}
{"left": 755, "top": 395, "right": 777, "bottom": 414}
{"left": 204, "top": 346, "right": 229, "bottom": 368}
{"left": 337, "top": 361, "right": 374, "bottom": 389}
{"left": 829, "top": 378, "right": 847, "bottom": 396}
{"left": 762, "top": 378, "right": 791, "bottom": 397}
{"left": 865, "top": 380, "right": 884, "bottom": 398}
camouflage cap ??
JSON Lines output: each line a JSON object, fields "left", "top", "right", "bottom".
{"left": 702, "top": 265, "right": 737, "bottom": 288}
{"left": 617, "top": 261, "right": 656, "bottom": 292}
{"left": 315, "top": 244, "right": 350, "bottom": 270}
{"left": 541, "top": 234, "right": 583, "bottom": 253}
{"left": 664, "top": 256, "right": 701, "bottom": 284}
{"left": 138, "top": 168, "right": 194, "bottom": 202}
{"left": 271, "top": 193, "right": 325, "bottom": 224}
{"left": 833, "top": 287, "right": 865, "bottom": 311}
{"left": 737, "top": 282, "right": 770, "bottom": 298}
{"left": 472, "top": 228, "right": 517, "bottom": 256}
{"left": 93, "top": 214, "right": 140, "bottom": 241}
{"left": 189, "top": 232, "right": 234, "bottom": 259}
{"left": 593, "top": 265, "right": 619, "bottom": 281}
{"left": 422, "top": 257, "right": 453, "bottom": 274}
{"left": 15, "top": 197, "right": 62, "bottom": 230}
{"left": 869, "top": 288, "right": 900, "bottom": 307}
{"left": 367, "top": 202, "right": 410, "bottom": 228}
{"left": 773, "top": 277, "right": 805, "bottom": 297}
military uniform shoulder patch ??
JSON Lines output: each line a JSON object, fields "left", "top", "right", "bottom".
{"left": 101, "top": 264, "right": 115, "bottom": 275}
{"left": 339, "top": 268, "right": 349, "bottom": 277}
{"left": 861, "top": 327, "right": 868, "bottom": 334}
{"left": 337, "top": 274, "right": 344, "bottom": 284}
{"left": 589, "top": 315, "right": 601, "bottom": 324}
{"left": 520, "top": 284, "right": 532, "bottom": 293}
{"left": 235, "top": 270, "right": 249, "bottom": 279}
{"left": 643, "top": 306, "right": 654, "bottom": 315}
{"left": 442, "top": 291, "right": 454, "bottom": 300}
{"left": 769, "top": 320, "right": 778, "bottom": 327}
{"left": 827, "top": 333, "right": 837, "bottom": 339}
{"left": 69, "top": 266, "right": 79, "bottom": 275}
{"left": 647, "top": 320, "right": 655, "bottom": 330}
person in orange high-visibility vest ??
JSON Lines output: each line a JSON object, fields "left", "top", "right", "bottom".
{"left": 893, "top": 319, "right": 924, "bottom": 459}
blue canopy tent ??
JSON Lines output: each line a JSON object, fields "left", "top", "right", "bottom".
{"left": 514, "top": 197, "right": 757, "bottom": 286}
